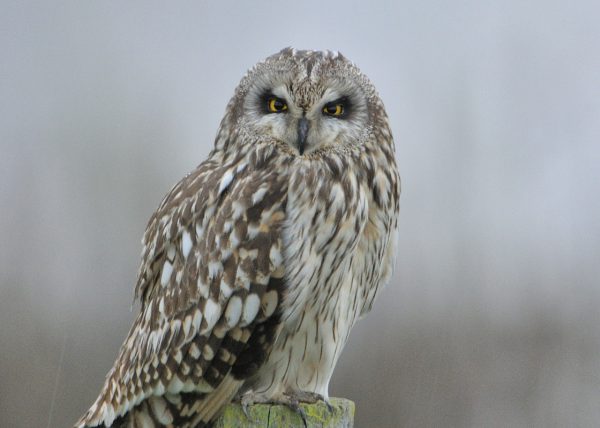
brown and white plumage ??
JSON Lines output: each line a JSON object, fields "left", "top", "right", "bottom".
{"left": 76, "top": 48, "right": 400, "bottom": 428}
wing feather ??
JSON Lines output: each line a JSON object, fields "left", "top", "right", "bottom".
{"left": 77, "top": 151, "right": 289, "bottom": 427}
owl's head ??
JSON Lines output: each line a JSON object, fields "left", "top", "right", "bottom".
{"left": 222, "top": 48, "right": 385, "bottom": 157}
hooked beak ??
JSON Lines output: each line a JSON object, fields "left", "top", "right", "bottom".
{"left": 297, "top": 117, "right": 309, "bottom": 155}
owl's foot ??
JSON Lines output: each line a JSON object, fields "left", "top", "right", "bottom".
{"left": 238, "top": 391, "right": 308, "bottom": 427}
{"left": 239, "top": 391, "right": 265, "bottom": 419}
{"left": 287, "top": 391, "right": 333, "bottom": 413}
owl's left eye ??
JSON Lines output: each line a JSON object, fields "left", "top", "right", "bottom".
{"left": 267, "top": 97, "right": 288, "bottom": 113}
{"left": 322, "top": 98, "right": 349, "bottom": 117}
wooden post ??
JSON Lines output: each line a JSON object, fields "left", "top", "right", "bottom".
{"left": 213, "top": 397, "right": 355, "bottom": 428}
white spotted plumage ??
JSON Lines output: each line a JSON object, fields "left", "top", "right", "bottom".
{"left": 76, "top": 47, "right": 399, "bottom": 427}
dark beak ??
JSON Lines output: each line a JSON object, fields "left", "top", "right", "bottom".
{"left": 297, "top": 117, "right": 309, "bottom": 155}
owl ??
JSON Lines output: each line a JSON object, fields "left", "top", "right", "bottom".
{"left": 76, "top": 48, "right": 400, "bottom": 428}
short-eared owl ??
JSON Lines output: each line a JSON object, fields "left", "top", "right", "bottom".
{"left": 77, "top": 48, "right": 400, "bottom": 427}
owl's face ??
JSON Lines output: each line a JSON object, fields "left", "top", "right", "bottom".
{"left": 234, "top": 49, "right": 374, "bottom": 156}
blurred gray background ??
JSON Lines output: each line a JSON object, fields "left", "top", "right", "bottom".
{"left": 2, "top": 1, "right": 599, "bottom": 427}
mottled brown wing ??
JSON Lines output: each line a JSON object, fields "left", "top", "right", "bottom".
{"left": 77, "top": 152, "right": 288, "bottom": 427}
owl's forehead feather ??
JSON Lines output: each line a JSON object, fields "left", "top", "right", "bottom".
{"left": 241, "top": 48, "right": 365, "bottom": 97}
{"left": 265, "top": 47, "right": 350, "bottom": 79}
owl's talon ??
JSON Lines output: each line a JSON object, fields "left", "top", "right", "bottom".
{"left": 239, "top": 393, "right": 258, "bottom": 421}
{"left": 241, "top": 401, "right": 251, "bottom": 420}
{"left": 299, "top": 407, "right": 308, "bottom": 428}
{"left": 288, "top": 399, "right": 308, "bottom": 428}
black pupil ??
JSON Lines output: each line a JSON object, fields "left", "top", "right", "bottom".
{"left": 273, "top": 99, "right": 284, "bottom": 110}
{"left": 327, "top": 104, "right": 341, "bottom": 114}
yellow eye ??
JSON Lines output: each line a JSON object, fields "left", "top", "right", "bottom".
{"left": 267, "top": 97, "right": 288, "bottom": 113}
{"left": 323, "top": 103, "right": 344, "bottom": 116}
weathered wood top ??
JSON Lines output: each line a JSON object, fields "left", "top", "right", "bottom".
{"left": 213, "top": 397, "right": 355, "bottom": 428}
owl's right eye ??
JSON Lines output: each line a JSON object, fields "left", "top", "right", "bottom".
{"left": 266, "top": 96, "right": 288, "bottom": 113}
